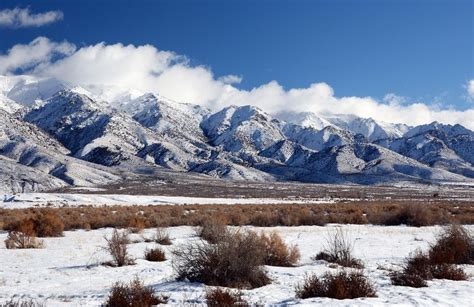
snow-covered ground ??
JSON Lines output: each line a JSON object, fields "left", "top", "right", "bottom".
{"left": 0, "top": 193, "right": 335, "bottom": 209}
{"left": 0, "top": 225, "right": 472, "bottom": 306}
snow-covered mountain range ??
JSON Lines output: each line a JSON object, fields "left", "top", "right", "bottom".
{"left": 1, "top": 75, "right": 474, "bottom": 192}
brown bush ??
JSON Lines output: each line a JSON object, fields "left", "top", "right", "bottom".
{"left": 295, "top": 271, "right": 376, "bottom": 299}
{"left": 0, "top": 202, "right": 472, "bottom": 232}
{"left": 259, "top": 232, "right": 300, "bottom": 266}
{"left": 390, "top": 250, "right": 431, "bottom": 287}
{"left": 145, "top": 247, "right": 166, "bottom": 262}
{"left": 367, "top": 204, "right": 449, "bottom": 226}
{"left": 127, "top": 216, "right": 146, "bottom": 233}
{"left": 104, "top": 229, "right": 135, "bottom": 267}
{"left": 196, "top": 217, "right": 228, "bottom": 244}
{"left": 429, "top": 224, "right": 473, "bottom": 265}
{"left": 430, "top": 263, "right": 468, "bottom": 280}
{"left": 4, "top": 219, "right": 43, "bottom": 249}
{"left": 390, "top": 248, "right": 468, "bottom": 287}
{"left": 32, "top": 211, "right": 64, "bottom": 237}
{"left": 173, "top": 229, "right": 270, "bottom": 289}
{"left": 9, "top": 212, "right": 63, "bottom": 238}
{"left": 313, "top": 227, "right": 363, "bottom": 268}
{"left": 155, "top": 227, "right": 172, "bottom": 245}
{"left": 389, "top": 270, "right": 428, "bottom": 288}
{"left": 105, "top": 277, "right": 168, "bottom": 306}
{"left": 205, "top": 288, "right": 249, "bottom": 307}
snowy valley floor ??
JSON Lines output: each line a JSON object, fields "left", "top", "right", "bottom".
{"left": 0, "top": 225, "right": 473, "bottom": 306}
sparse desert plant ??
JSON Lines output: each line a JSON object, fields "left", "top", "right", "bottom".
{"left": 259, "top": 231, "right": 300, "bottom": 266}
{"left": 205, "top": 287, "right": 249, "bottom": 307}
{"left": 105, "top": 277, "right": 168, "bottom": 307}
{"left": 173, "top": 229, "right": 270, "bottom": 289}
{"left": 144, "top": 246, "right": 166, "bottom": 262}
{"left": 155, "top": 227, "right": 172, "bottom": 245}
{"left": 295, "top": 271, "right": 376, "bottom": 299}
{"left": 104, "top": 229, "right": 135, "bottom": 267}
{"left": 313, "top": 227, "right": 363, "bottom": 268}
{"left": 196, "top": 217, "right": 228, "bottom": 244}
{"left": 4, "top": 219, "right": 43, "bottom": 249}
{"left": 428, "top": 224, "right": 473, "bottom": 265}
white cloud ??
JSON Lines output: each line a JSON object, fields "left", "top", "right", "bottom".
{"left": 218, "top": 74, "right": 242, "bottom": 84}
{"left": 0, "top": 37, "right": 75, "bottom": 74}
{"left": 1, "top": 37, "right": 474, "bottom": 130}
{"left": 467, "top": 80, "right": 474, "bottom": 100}
{"left": 0, "top": 7, "right": 63, "bottom": 28}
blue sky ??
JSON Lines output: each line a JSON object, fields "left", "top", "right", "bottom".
{"left": 0, "top": 0, "right": 473, "bottom": 125}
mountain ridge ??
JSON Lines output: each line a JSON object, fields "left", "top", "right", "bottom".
{"left": 1, "top": 75, "right": 473, "bottom": 192}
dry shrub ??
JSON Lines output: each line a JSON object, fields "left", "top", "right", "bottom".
{"left": 4, "top": 219, "right": 43, "bottom": 249}
{"left": 173, "top": 229, "right": 271, "bottom": 289}
{"left": 205, "top": 288, "right": 249, "bottom": 307}
{"left": 429, "top": 224, "right": 473, "bottom": 265}
{"left": 104, "top": 229, "right": 135, "bottom": 267}
{"left": 390, "top": 250, "right": 431, "bottom": 287}
{"left": 1, "top": 202, "right": 472, "bottom": 232}
{"left": 295, "top": 271, "right": 376, "bottom": 299}
{"left": 0, "top": 298, "right": 45, "bottom": 307}
{"left": 32, "top": 211, "right": 64, "bottom": 237}
{"left": 389, "top": 270, "right": 427, "bottom": 288}
{"left": 259, "top": 232, "right": 300, "bottom": 267}
{"left": 430, "top": 263, "right": 468, "bottom": 280}
{"left": 105, "top": 277, "right": 168, "bottom": 306}
{"left": 145, "top": 247, "right": 166, "bottom": 262}
{"left": 155, "top": 227, "right": 172, "bottom": 245}
{"left": 370, "top": 205, "right": 447, "bottom": 227}
{"left": 390, "top": 248, "right": 468, "bottom": 287}
{"left": 9, "top": 212, "right": 63, "bottom": 238}
{"left": 313, "top": 227, "right": 363, "bottom": 268}
{"left": 196, "top": 217, "right": 228, "bottom": 244}
{"left": 127, "top": 216, "right": 146, "bottom": 233}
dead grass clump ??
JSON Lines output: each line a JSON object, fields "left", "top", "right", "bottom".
{"left": 259, "top": 232, "right": 300, "bottom": 267}
{"left": 313, "top": 228, "right": 363, "bottom": 269}
{"left": 104, "top": 229, "right": 135, "bottom": 267}
{"left": 295, "top": 271, "right": 376, "bottom": 299}
{"left": 173, "top": 229, "right": 270, "bottom": 289}
{"left": 428, "top": 224, "right": 473, "bottom": 265}
{"left": 196, "top": 217, "right": 228, "bottom": 244}
{"left": 155, "top": 227, "right": 172, "bottom": 245}
{"left": 4, "top": 219, "right": 43, "bottom": 249}
{"left": 105, "top": 277, "right": 168, "bottom": 306}
{"left": 205, "top": 288, "right": 249, "bottom": 307}
{"left": 145, "top": 247, "right": 166, "bottom": 262}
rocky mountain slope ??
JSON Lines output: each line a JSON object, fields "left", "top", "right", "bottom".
{"left": 1, "top": 74, "right": 473, "bottom": 192}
